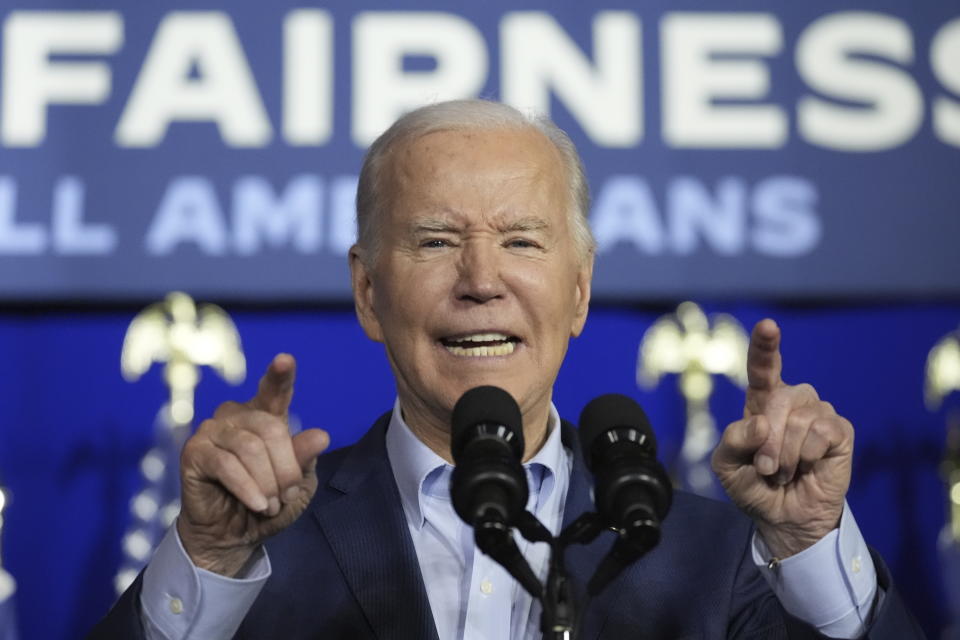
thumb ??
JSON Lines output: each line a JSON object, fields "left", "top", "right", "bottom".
{"left": 292, "top": 428, "right": 329, "bottom": 472}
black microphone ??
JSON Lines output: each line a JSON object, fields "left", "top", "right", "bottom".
{"left": 578, "top": 394, "right": 673, "bottom": 596}
{"left": 450, "top": 385, "right": 542, "bottom": 599}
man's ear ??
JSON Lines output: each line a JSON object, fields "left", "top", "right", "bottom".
{"left": 349, "top": 245, "right": 384, "bottom": 343}
{"left": 570, "top": 253, "right": 594, "bottom": 338}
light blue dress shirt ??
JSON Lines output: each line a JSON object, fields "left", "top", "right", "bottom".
{"left": 139, "top": 401, "right": 878, "bottom": 639}
{"left": 385, "top": 399, "right": 570, "bottom": 640}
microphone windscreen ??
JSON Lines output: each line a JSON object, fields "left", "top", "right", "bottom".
{"left": 577, "top": 394, "right": 656, "bottom": 469}
{"left": 451, "top": 385, "right": 524, "bottom": 459}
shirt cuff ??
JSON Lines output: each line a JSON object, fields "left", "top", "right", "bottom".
{"left": 140, "top": 522, "right": 271, "bottom": 640}
{"left": 751, "top": 502, "right": 877, "bottom": 639}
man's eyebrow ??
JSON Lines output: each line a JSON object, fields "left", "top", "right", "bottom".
{"left": 498, "top": 217, "right": 550, "bottom": 233}
{"left": 410, "top": 217, "right": 461, "bottom": 234}
{"left": 408, "top": 215, "right": 551, "bottom": 234}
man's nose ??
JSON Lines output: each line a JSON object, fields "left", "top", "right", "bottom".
{"left": 453, "top": 242, "right": 505, "bottom": 303}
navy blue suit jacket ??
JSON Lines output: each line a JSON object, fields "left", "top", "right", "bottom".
{"left": 90, "top": 414, "right": 924, "bottom": 639}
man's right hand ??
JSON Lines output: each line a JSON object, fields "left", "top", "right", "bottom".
{"left": 176, "top": 353, "right": 330, "bottom": 576}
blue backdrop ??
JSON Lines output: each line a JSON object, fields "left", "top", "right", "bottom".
{"left": 0, "top": 302, "right": 957, "bottom": 638}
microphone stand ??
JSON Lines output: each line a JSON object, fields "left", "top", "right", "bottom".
{"left": 541, "top": 547, "right": 576, "bottom": 639}
{"left": 514, "top": 512, "right": 607, "bottom": 640}
{"left": 480, "top": 508, "right": 663, "bottom": 640}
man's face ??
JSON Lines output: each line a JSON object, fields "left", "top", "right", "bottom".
{"left": 350, "top": 127, "right": 592, "bottom": 454}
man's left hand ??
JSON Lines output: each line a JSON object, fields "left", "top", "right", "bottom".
{"left": 712, "top": 318, "right": 854, "bottom": 558}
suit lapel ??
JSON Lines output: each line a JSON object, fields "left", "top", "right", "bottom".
{"left": 312, "top": 415, "right": 439, "bottom": 640}
{"left": 308, "top": 416, "right": 621, "bottom": 640}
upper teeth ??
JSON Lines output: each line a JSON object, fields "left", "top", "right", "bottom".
{"left": 444, "top": 332, "right": 516, "bottom": 357}
{"left": 449, "top": 332, "right": 510, "bottom": 343}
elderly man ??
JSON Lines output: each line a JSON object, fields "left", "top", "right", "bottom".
{"left": 92, "top": 100, "right": 921, "bottom": 639}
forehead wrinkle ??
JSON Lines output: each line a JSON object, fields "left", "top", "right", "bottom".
{"left": 387, "top": 128, "right": 570, "bottom": 238}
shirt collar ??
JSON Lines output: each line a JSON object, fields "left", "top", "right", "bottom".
{"left": 385, "top": 397, "right": 566, "bottom": 530}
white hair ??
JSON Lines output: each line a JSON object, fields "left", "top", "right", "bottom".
{"left": 355, "top": 99, "right": 595, "bottom": 262}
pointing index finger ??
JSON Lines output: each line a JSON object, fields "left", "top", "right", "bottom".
{"left": 249, "top": 353, "right": 296, "bottom": 418}
{"left": 747, "top": 319, "right": 783, "bottom": 394}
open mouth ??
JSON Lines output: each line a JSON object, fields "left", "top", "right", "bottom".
{"left": 440, "top": 332, "right": 520, "bottom": 357}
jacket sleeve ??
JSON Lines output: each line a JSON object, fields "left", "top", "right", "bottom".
{"left": 85, "top": 573, "right": 147, "bottom": 640}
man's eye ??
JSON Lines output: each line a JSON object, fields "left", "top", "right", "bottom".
{"left": 421, "top": 239, "right": 449, "bottom": 249}
{"left": 506, "top": 238, "right": 538, "bottom": 249}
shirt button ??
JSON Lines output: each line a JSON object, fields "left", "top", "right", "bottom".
{"left": 851, "top": 555, "right": 862, "bottom": 574}
{"left": 480, "top": 579, "right": 494, "bottom": 595}
{"left": 170, "top": 597, "right": 183, "bottom": 615}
